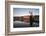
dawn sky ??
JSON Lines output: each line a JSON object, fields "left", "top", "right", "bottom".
{"left": 13, "top": 8, "right": 39, "bottom": 17}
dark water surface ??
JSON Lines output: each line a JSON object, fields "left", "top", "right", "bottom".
{"left": 13, "top": 21, "right": 39, "bottom": 28}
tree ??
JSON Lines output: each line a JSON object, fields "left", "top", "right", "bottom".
{"left": 29, "top": 11, "right": 34, "bottom": 27}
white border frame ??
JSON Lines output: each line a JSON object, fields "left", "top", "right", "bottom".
{"left": 10, "top": 5, "right": 42, "bottom": 32}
